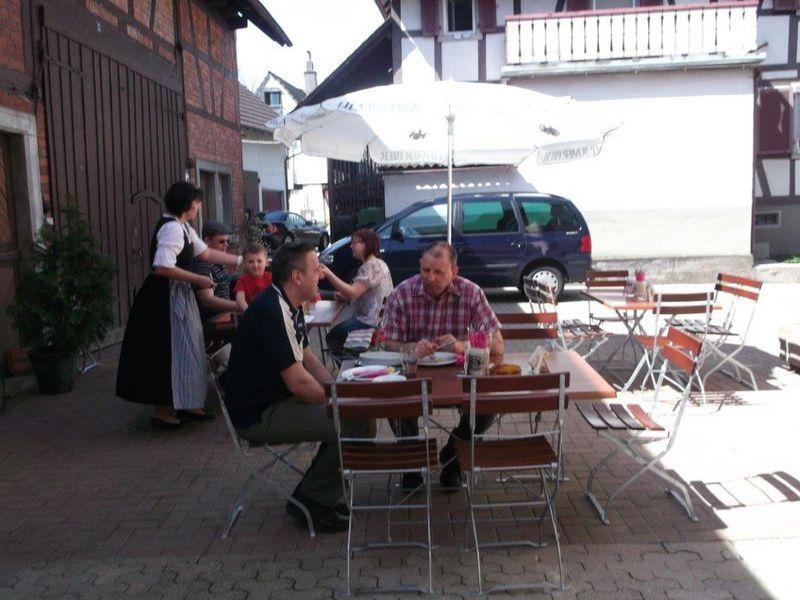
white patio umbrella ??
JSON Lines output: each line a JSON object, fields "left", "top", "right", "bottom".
{"left": 273, "top": 81, "right": 618, "bottom": 244}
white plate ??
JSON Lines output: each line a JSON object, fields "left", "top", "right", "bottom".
{"left": 418, "top": 351, "right": 458, "bottom": 367}
{"left": 359, "top": 351, "right": 403, "bottom": 366}
{"left": 340, "top": 365, "right": 397, "bottom": 381}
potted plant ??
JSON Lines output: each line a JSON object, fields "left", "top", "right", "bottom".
{"left": 8, "top": 204, "right": 116, "bottom": 394}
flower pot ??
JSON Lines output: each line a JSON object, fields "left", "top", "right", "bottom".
{"left": 29, "top": 349, "right": 76, "bottom": 394}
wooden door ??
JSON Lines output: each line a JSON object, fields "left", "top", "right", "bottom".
{"left": 41, "top": 24, "right": 187, "bottom": 325}
{"left": 0, "top": 134, "right": 20, "bottom": 351}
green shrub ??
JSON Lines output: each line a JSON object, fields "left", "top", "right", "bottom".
{"left": 8, "top": 204, "right": 117, "bottom": 355}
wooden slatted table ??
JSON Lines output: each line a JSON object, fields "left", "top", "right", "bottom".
{"left": 340, "top": 350, "right": 616, "bottom": 407}
{"left": 306, "top": 300, "right": 345, "bottom": 366}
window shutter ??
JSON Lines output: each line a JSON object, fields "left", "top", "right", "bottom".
{"left": 773, "top": 0, "right": 798, "bottom": 12}
{"left": 478, "top": 0, "right": 497, "bottom": 33}
{"left": 638, "top": 0, "right": 663, "bottom": 7}
{"left": 421, "top": 0, "right": 441, "bottom": 37}
{"left": 566, "top": 0, "right": 591, "bottom": 11}
{"left": 757, "top": 87, "right": 792, "bottom": 156}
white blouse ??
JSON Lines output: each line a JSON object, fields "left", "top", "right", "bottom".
{"left": 151, "top": 217, "right": 208, "bottom": 268}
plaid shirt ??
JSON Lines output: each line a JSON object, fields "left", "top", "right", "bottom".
{"left": 383, "top": 275, "right": 500, "bottom": 343}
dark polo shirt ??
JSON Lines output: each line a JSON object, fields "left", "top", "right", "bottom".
{"left": 224, "top": 282, "right": 309, "bottom": 429}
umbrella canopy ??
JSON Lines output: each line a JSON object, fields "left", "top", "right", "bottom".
{"left": 273, "top": 80, "right": 617, "bottom": 168}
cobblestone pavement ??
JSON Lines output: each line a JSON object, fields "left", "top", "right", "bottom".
{"left": 1, "top": 283, "right": 799, "bottom": 599}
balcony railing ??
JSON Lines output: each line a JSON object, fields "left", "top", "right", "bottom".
{"left": 505, "top": 1, "right": 759, "bottom": 68}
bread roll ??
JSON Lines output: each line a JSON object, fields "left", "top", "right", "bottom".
{"left": 489, "top": 363, "right": 521, "bottom": 376}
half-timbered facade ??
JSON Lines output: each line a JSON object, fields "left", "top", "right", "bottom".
{"left": 0, "top": 0, "right": 289, "bottom": 351}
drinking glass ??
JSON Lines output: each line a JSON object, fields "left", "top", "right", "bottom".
{"left": 401, "top": 345, "right": 418, "bottom": 377}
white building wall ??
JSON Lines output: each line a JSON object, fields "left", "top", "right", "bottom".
{"left": 758, "top": 16, "right": 791, "bottom": 65}
{"left": 401, "top": 37, "right": 436, "bottom": 83}
{"left": 242, "top": 141, "right": 286, "bottom": 210}
{"left": 513, "top": 70, "right": 754, "bottom": 260}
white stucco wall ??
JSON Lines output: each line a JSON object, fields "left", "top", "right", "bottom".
{"left": 401, "top": 37, "right": 436, "bottom": 84}
{"left": 241, "top": 141, "right": 286, "bottom": 207}
{"left": 758, "top": 15, "right": 791, "bottom": 66}
{"left": 515, "top": 69, "right": 754, "bottom": 260}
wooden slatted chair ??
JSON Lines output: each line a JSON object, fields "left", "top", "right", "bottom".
{"left": 622, "top": 291, "right": 713, "bottom": 397}
{"left": 579, "top": 327, "right": 703, "bottom": 525}
{"left": 456, "top": 372, "right": 570, "bottom": 594}
{"left": 586, "top": 269, "right": 630, "bottom": 328}
{"left": 524, "top": 278, "right": 612, "bottom": 360}
{"left": 327, "top": 378, "right": 436, "bottom": 596}
{"left": 207, "top": 345, "right": 318, "bottom": 539}
{"left": 668, "top": 273, "right": 762, "bottom": 391}
{"left": 496, "top": 311, "right": 565, "bottom": 351}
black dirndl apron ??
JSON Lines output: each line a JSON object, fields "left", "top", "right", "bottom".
{"left": 116, "top": 217, "right": 206, "bottom": 409}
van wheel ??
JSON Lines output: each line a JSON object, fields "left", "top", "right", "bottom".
{"left": 521, "top": 265, "right": 564, "bottom": 299}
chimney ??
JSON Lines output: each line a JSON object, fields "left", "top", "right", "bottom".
{"left": 304, "top": 51, "right": 317, "bottom": 93}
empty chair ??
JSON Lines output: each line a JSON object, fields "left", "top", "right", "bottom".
{"left": 524, "top": 277, "right": 612, "bottom": 360}
{"left": 585, "top": 269, "right": 631, "bottom": 328}
{"left": 327, "top": 378, "right": 436, "bottom": 596}
{"left": 622, "top": 290, "right": 713, "bottom": 396}
{"left": 208, "top": 345, "right": 318, "bottom": 538}
{"left": 579, "top": 327, "right": 703, "bottom": 524}
{"left": 495, "top": 311, "right": 565, "bottom": 351}
{"left": 668, "top": 273, "right": 762, "bottom": 390}
{"left": 457, "top": 372, "right": 570, "bottom": 594}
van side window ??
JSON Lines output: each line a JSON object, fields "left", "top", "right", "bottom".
{"left": 520, "top": 201, "right": 579, "bottom": 233}
{"left": 396, "top": 204, "right": 448, "bottom": 237}
{"left": 461, "top": 200, "right": 517, "bottom": 234}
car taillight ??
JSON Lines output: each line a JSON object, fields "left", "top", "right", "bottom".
{"left": 580, "top": 234, "right": 591, "bottom": 253}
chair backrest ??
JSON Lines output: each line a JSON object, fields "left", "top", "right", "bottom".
{"left": 660, "top": 327, "right": 702, "bottom": 376}
{"left": 327, "top": 378, "right": 433, "bottom": 439}
{"left": 654, "top": 291, "right": 714, "bottom": 337}
{"left": 496, "top": 312, "right": 562, "bottom": 342}
{"left": 207, "top": 344, "right": 247, "bottom": 456}
{"left": 586, "top": 269, "right": 629, "bottom": 290}
{"left": 713, "top": 273, "right": 762, "bottom": 333}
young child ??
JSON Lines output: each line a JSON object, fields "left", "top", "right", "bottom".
{"left": 234, "top": 243, "right": 272, "bottom": 311}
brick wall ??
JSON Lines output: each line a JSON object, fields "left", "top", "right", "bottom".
{"left": 0, "top": 1, "right": 48, "bottom": 205}
{"left": 186, "top": 112, "right": 244, "bottom": 219}
{"left": 178, "top": 0, "right": 244, "bottom": 223}
{"left": 0, "top": 0, "right": 25, "bottom": 73}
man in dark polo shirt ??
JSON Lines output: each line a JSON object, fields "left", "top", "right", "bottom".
{"left": 225, "top": 242, "right": 374, "bottom": 534}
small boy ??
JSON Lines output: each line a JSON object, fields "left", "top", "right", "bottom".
{"left": 234, "top": 243, "right": 272, "bottom": 311}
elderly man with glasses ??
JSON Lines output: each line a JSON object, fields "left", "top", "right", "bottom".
{"left": 188, "top": 221, "right": 241, "bottom": 344}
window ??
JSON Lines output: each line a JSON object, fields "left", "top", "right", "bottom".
{"left": 197, "top": 160, "right": 233, "bottom": 228}
{"left": 444, "top": 0, "right": 474, "bottom": 34}
{"left": 461, "top": 200, "right": 517, "bottom": 234}
{"left": 754, "top": 212, "right": 781, "bottom": 228}
{"left": 397, "top": 205, "right": 448, "bottom": 237}
{"left": 758, "top": 85, "right": 792, "bottom": 156}
{"left": 265, "top": 90, "right": 282, "bottom": 108}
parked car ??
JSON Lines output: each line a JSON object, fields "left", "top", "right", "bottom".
{"left": 319, "top": 193, "right": 591, "bottom": 298}
{"left": 256, "top": 210, "right": 330, "bottom": 250}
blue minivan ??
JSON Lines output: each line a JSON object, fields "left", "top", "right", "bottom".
{"left": 319, "top": 192, "right": 592, "bottom": 298}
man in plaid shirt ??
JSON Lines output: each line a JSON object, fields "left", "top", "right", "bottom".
{"left": 384, "top": 242, "right": 504, "bottom": 491}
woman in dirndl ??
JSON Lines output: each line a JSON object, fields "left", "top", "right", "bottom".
{"left": 116, "top": 181, "right": 242, "bottom": 429}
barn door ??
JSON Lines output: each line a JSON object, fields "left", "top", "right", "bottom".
{"left": 40, "top": 24, "right": 187, "bottom": 325}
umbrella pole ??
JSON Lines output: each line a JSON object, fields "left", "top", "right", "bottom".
{"left": 446, "top": 112, "right": 454, "bottom": 245}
